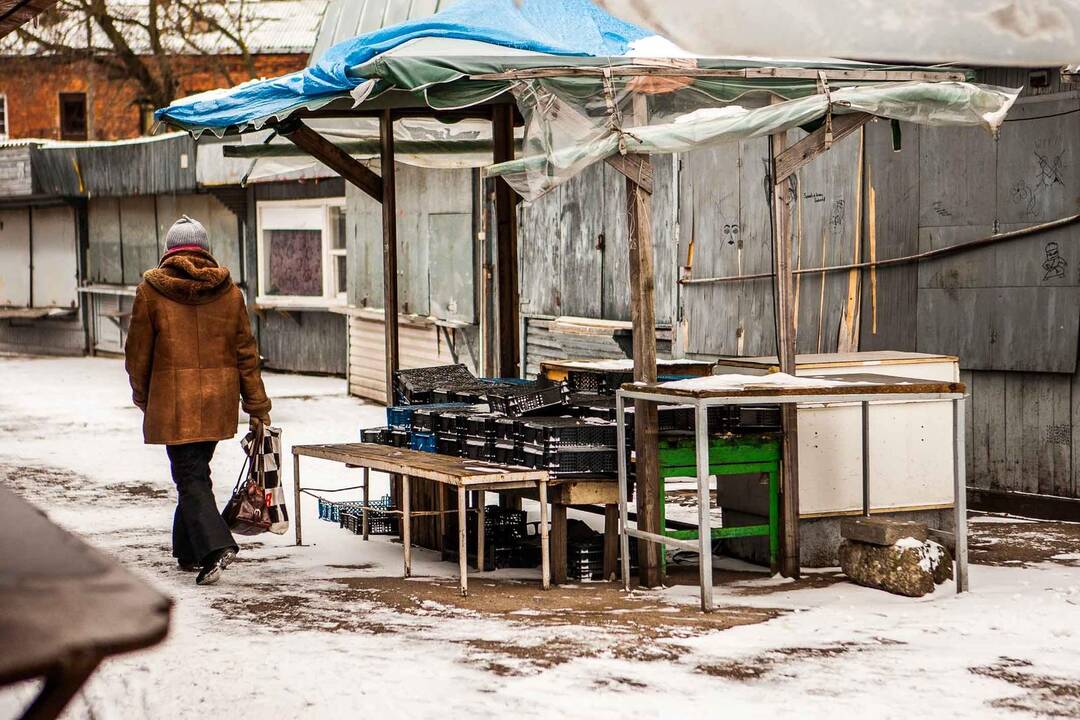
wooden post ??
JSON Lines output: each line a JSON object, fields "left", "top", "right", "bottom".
{"left": 380, "top": 110, "right": 400, "bottom": 402}
{"left": 603, "top": 503, "right": 619, "bottom": 580}
{"left": 550, "top": 503, "right": 567, "bottom": 585}
{"left": 770, "top": 125, "right": 802, "bottom": 579}
{"left": 492, "top": 104, "right": 520, "bottom": 378}
{"left": 626, "top": 153, "right": 663, "bottom": 588}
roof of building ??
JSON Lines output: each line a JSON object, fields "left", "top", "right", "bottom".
{"left": 0, "top": 0, "right": 60, "bottom": 39}
{"left": 1, "top": 0, "right": 327, "bottom": 56}
{"left": 309, "top": 0, "right": 460, "bottom": 64}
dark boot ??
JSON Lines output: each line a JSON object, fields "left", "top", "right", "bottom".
{"left": 196, "top": 547, "right": 236, "bottom": 586}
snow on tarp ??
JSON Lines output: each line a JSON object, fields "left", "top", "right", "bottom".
{"left": 154, "top": 0, "right": 663, "bottom": 133}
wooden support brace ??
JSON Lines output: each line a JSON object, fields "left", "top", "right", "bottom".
{"left": 605, "top": 152, "right": 654, "bottom": 194}
{"left": 774, "top": 112, "right": 871, "bottom": 184}
{"left": 277, "top": 119, "right": 383, "bottom": 202}
{"left": 492, "top": 104, "right": 520, "bottom": 378}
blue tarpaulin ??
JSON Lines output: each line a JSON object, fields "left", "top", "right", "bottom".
{"left": 155, "top": 0, "right": 653, "bottom": 132}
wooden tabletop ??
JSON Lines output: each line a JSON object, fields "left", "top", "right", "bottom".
{"left": 0, "top": 485, "right": 172, "bottom": 686}
{"left": 621, "top": 373, "right": 966, "bottom": 400}
{"left": 293, "top": 443, "right": 551, "bottom": 488}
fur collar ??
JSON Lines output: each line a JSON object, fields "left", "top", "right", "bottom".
{"left": 144, "top": 250, "right": 233, "bottom": 305}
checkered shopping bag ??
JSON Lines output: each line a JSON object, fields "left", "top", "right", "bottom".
{"left": 224, "top": 425, "right": 290, "bottom": 535}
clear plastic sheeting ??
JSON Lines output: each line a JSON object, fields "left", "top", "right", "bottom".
{"left": 486, "top": 79, "right": 1021, "bottom": 200}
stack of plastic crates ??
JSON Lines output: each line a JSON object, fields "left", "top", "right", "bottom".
{"left": 517, "top": 417, "right": 619, "bottom": 477}
{"left": 339, "top": 495, "right": 398, "bottom": 536}
{"left": 317, "top": 498, "right": 368, "bottom": 523}
{"left": 486, "top": 380, "right": 569, "bottom": 417}
{"left": 393, "top": 364, "right": 479, "bottom": 405}
{"left": 444, "top": 505, "right": 530, "bottom": 571}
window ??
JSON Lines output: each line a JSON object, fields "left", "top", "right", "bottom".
{"left": 257, "top": 199, "right": 348, "bottom": 306}
{"left": 0, "top": 95, "right": 7, "bottom": 140}
{"left": 59, "top": 92, "right": 87, "bottom": 141}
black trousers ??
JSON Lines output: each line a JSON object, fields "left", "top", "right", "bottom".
{"left": 166, "top": 441, "right": 238, "bottom": 565}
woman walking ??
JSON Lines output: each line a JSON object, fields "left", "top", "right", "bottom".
{"left": 125, "top": 216, "right": 271, "bottom": 585}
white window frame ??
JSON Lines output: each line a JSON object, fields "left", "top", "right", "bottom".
{"left": 0, "top": 94, "right": 8, "bottom": 141}
{"left": 255, "top": 197, "right": 347, "bottom": 308}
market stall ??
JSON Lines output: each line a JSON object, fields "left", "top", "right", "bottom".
{"left": 155, "top": 0, "right": 1018, "bottom": 590}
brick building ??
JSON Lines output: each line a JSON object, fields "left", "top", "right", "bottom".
{"left": 0, "top": 0, "right": 326, "bottom": 141}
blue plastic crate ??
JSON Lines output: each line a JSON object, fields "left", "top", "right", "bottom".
{"left": 410, "top": 430, "right": 437, "bottom": 453}
{"left": 386, "top": 405, "right": 417, "bottom": 430}
{"left": 318, "top": 498, "right": 368, "bottom": 523}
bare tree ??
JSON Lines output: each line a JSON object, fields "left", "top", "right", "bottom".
{"left": 8, "top": 0, "right": 267, "bottom": 109}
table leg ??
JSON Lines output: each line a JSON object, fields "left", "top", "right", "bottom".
{"left": 616, "top": 392, "right": 631, "bottom": 590}
{"left": 551, "top": 502, "right": 567, "bottom": 585}
{"left": 458, "top": 485, "right": 468, "bottom": 597}
{"left": 476, "top": 493, "right": 486, "bottom": 571}
{"left": 20, "top": 652, "right": 102, "bottom": 720}
{"left": 402, "top": 475, "right": 412, "bottom": 578}
{"left": 438, "top": 484, "right": 447, "bottom": 556}
{"left": 539, "top": 479, "right": 551, "bottom": 590}
{"left": 862, "top": 401, "right": 871, "bottom": 517}
{"left": 603, "top": 504, "right": 619, "bottom": 581}
{"left": 695, "top": 404, "right": 715, "bottom": 612}
{"left": 362, "top": 467, "right": 370, "bottom": 541}
{"left": 292, "top": 453, "right": 302, "bottom": 547}
{"left": 954, "top": 397, "right": 969, "bottom": 593}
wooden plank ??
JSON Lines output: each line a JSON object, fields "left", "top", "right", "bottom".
{"left": 605, "top": 152, "right": 654, "bottom": 194}
{"left": 551, "top": 503, "right": 567, "bottom": 585}
{"left": 625, "top": 150, "right": 663, "bottom": 588}
{"left": 291, "top": 443, "right": 549, "bottom": 485}
{"left": 995, "top": 99, "right": 1080, "bottom": 225}
{"left": 492, "top": 104, "right": 520, "bottom": 377}
{"left": 1050, "top": 373, "right": 1073, "bottom": 498}
{"left": 771, "top": 121, "right": 802, "bottom": 579}
{"left": 380, "top": 110, "right": 401, "bottom": 403}
{"left": 278, "top": 120, "right": 382, "bottom": 202}
{"left": 774, "top": 112, "right": 872, "bottom": 183}
{"left": 1004, "top": 371, "right": 1025, "bottom": 492}
{"left": 549, "top": 480, "right": 620, "bottom": 505}
{"left": 622, "top": 374, "right": 965, "bottom": 399}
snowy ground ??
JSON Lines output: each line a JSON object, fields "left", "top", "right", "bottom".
{"left": 2, "top": 355, "right": 1080, "bottom": 719}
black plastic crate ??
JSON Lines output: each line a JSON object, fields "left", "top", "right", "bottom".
{"left": 437, "top": 437, "right": 461, "bottom": 456}
{"left": 494, "top": 417, "right": 518, "bottom": 440}
{"left": 566, "top": 368, "right": 635, "bottom": 396}
{"left": 388, "top": 429, "right": 410, "bottom": 447}
{"left": 463, "top": 413, "right": 501, "bottom": 438}
{"left": 494, "top": 439, "right": 522, "bottom": 465}
{"left": 486, "top": 381, "right": 569, "bottom": 417}
{"left": 463, "top": 438, "right": 493, "bottom": 461}
{"left": 518, "top": 417, "right": 617, "bottom": 447}
{"left": 360, "top": 426, "right": 389, "bottom": 444}
{"left": 393, "top": 364, "right": 479, "bottom": 404}
{"left": 521, "top": 444, "right": 618, "bottom": 476}
{"left": 340, "top": 508, "right": 399, "bottom": 536}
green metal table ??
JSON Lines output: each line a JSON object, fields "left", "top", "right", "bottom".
{"left": 657, "top": 433, "right": 781, "bottom": 572}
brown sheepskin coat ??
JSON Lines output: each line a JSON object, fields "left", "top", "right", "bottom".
{"left": 124, "top": 249, "right": 271, "bottom": 445}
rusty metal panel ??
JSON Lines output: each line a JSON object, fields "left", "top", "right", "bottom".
{"left": 428, "top": 212, "right": 474, "bottom": 323}
{"left": 995, "top": 97, "right": 1080, "bottom": 225}
{"left": 119, "top": 196, "right": 159, "bottom": 285}
{"left": 87, "top": 197, "right": 122, "bottom": 285}
{"left": 30, "top": 205, "right": 77, "bottom": 308}
{"left": 919, "top": 125, "right": 996, "bottom": 227}
{"left": 0, "top": 208, "right": 30, "bottom": 306}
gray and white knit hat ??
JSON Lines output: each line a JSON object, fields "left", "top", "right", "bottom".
{"left": 163, "top": 215, "right": 210, "bottom": 255}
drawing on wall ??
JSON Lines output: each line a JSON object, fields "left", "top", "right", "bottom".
{"left": 1043, "top": 241, "right": 1067, "bottom": 281}
{"left": 1013, "top": 143, "right": 1067, "bottom": 218}
{"left": 931, "top": 200, "right": 952, "bottom": 218}
{"left": 1034, "top": 148, "right": 1065, "bottom": 190}
{"left": 722, "top": 223, "right": 740, "bottom": 245}
{"left": 830, "top": 198, "right": 845, "bottom": 229}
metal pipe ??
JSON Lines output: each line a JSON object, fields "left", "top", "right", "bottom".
{"left": 680, "top": 212, "right": 1080, "bottom": 286}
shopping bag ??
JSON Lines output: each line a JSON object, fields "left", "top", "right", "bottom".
{"left": 223, "top": 425, "right": 289, "bottom": 535}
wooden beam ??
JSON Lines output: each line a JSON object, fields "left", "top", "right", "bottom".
{"left": 770, "top": 120, "right": 801, "bottom": 579}
{"left": 470, "top": 65, "right": 968, "bottom": 83}
{"left": 626, "top": 151, "right": 664, "bottom": 588}
{"left": 380, "top": 110, "right": 400, "bottom": 403}
{"left": 774, "top": 112, "right": 872, "bottom": 183}
{"left": 277, "top": 119, "right": 382, "bottom": 202}
{"left": 605, "top": 152, "right": 654, "bottom": 194}
{"left": 492, "top": 104, "right": 520, "bottom": 378}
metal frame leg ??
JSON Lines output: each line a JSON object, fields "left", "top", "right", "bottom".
{"left": 539, "top": 479, "right": 551, "bottom": 590}
{"left": 402, "top": 475, "right": 412, "bottom": 578}
{"left": 476, "top": 492, "right": 486, "bottom": 572}
{"left": 862, "top": 401, "right": 871, "bottom": 517}
{"left": 19, "top": 652, "right": 102, "bottom": 720}
{"left": 458, "top": 486, "right": 468, "bottom": 596}
{"left": 954, "top": 397, "right": 969, "bottom": 592}
{"left": 616, "top": 392, "right": 631, "bottom": 590}
{"left": 293, "top": 453, "right": 302, "bottom": 546}
{"left": 362, "top": 467, "right": 370, "bottom": 540}
{"left": 695, "top": 403, "right": 715, "bottom": 612}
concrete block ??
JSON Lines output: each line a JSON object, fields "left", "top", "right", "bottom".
{"left": 841, "top": 516, "right": 928, "bottom": 546}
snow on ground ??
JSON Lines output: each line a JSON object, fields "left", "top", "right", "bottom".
{"left": 2, "top": 355, "right": 1080, "bottom": 719}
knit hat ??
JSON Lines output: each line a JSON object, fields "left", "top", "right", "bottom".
{"left": 163, "top": 215, "right": 210, "bottom": 255}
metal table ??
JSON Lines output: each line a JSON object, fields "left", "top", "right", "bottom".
{"left": 616, "top": 374, "right": 968, "bottom": 611}
{"left": 0, "top": 486, "right": 172, "bottom": 720}
{"left": 292, "top": 443, "right": 552, "bottom": 596}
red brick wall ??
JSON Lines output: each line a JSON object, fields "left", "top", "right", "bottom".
{"left": 0, "top": 53, "right": 307, "bottom": 140}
